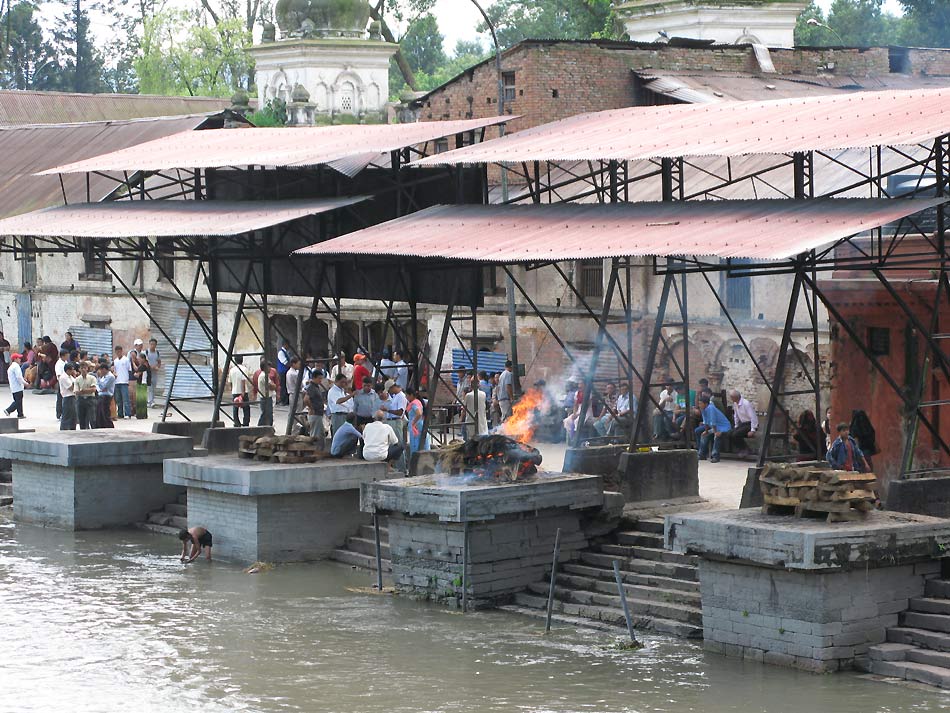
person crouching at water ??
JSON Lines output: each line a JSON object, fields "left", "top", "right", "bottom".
{"left": 178, "top": 527, "right": 213, "bottom": 562}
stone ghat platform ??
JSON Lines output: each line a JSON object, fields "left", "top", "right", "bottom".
{"left": 0, "top": 431, "right": 193, "bottom": 530}
{"left": 667, "top": 508, "right": 950, "bottom": 673}
{"left": 363, "top": 473, "right": 608, "bottom": 608}
{"left": 165, "top": 455, "right": 387, "bottom": 564}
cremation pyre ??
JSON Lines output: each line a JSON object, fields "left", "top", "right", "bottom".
{"left": 433, "top": 434, "right": 543, "bottom": 482}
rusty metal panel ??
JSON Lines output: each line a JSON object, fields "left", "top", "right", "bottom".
{"left": 0, "top": 114, "right": 218, "bottom": 219}
{"left": 293, "top": 198, "right": 946, "bottom": 262}
{"left": 0, "top": 198, "right": 366, "bottom": 238}
{"left": 0, "top": 90, "right": 229, "bottom": 126}
{"left": 413, "top": 88, "right": 950, "bottom": 165}
{"left": 38, "top": 116, "right": 514, "bottom": 175}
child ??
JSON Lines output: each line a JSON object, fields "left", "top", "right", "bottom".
{"left": 827, "top": 422, "right": 871, "bottom": 473}
{"left": 178, "top": 527, "right": 213, "bottom": 563}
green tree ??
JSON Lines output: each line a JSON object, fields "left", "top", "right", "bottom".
{"left": 826, "top": 0, "right": 891, "bottom": 46}
{"left": 51, "top": 0, "right": 106, "bottom": 92}
{"left": 793, "top": 2, "right": 827, "bottom": 45}
{"left": 401, "top": 13, "right": 445, "bottom": 76}
{"left": 479, "top": 0, "right": 613, "bottom": 48}
{"left": 135, "top": 9, "right": 253, "bottom": 96}
{"left": 0, "top": 1, "right": 61, "bottom": 90}
{"left": 898, "top": 0, "right": 950, "bottom": 47}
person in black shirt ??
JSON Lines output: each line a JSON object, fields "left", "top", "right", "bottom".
{"left": 304, "top": 369, "right": 327, "bottom": 444}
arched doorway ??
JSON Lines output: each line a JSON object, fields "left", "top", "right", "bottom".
{"left": 301, "top": 318, "right": 330, "bottom": 361}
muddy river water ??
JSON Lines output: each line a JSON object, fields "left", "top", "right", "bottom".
{"left": 1, "top": 515, "right": 948, "bottom": 713}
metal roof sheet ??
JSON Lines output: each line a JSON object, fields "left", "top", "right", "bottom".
{"left": 0, "top": 198, "right": 366, "bottom": 238}
{"left": 0, "top": 90, "right": 230, "bottom": 125}
{"left": 0, "top": 113, "right": 221, "bottom": 219}
{"left": 38, "top": 117, "right": 513, "bottom": 175}
{"left": 412, "top": 88, "right": 950, "bottom": 165}
{"left": 293, "top": 199, "right": 945, "bottom": 262}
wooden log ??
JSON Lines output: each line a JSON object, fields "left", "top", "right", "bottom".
{"left": 786, "top": 479, "right": 820, "bottom": 488}
{"left": 831, "top": 489, "right": 877, "bottom": 502}
{"left": 763, "top": 495, "right": 801, "bottom": 507}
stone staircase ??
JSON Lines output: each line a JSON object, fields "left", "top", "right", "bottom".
{"left": 137, "top": 492, "right": 188, "bottom": 535}
{"left": 328, "top": 522, "right": 392, "bottom": 572}
{"left": 502, "top": 517, "right": 703, "bottom": 638}
{"left": 0, "top": 470, "right": 11, "bottom": 506}
{"left": 868, "top": 578, "right": 950, "bottom": 688}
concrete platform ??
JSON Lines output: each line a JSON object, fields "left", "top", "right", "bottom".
{"left": 164, "top": 455, "right": 388, "bottom": 564}
{"left": 667, "top": 508, "right": 950, "bottom": 673}
{"left": 0, "top": 430, "right": 193, "bottom": 530}
{"left": 364, "top": 473, "right": 607, "bottom": 608}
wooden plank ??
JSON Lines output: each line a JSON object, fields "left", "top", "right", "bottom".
{"left": 786, "top": 480, "right": 820, "bottom": 488}
{"left": 831, "top": 489, "right": 877, "bottom": 501}
{"left": 796, "top": 500, "right": 852, "bottom": 513}
{"left": 763, "top": 495, "right": 801, "bottom": 506}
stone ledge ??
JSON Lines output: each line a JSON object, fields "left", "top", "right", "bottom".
{"left": 164, "top": 454, "right": 387, "bottom": 495}
{"left": 667, "top": 508, "right": 950, "bottom": 571}
{"left": 0, "top": 430, "right": 194, "bottom": 467}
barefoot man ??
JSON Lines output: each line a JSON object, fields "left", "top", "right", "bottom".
{"left": 178, "top": 527, "right": 213, "bottom": 563}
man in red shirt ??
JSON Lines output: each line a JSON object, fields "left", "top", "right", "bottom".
{"left": 352, "top": 353, "right": 371, "bottom": 390}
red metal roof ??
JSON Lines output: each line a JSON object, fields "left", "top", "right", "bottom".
{"left": 39, "top": 117, "right": 512, "bottom": 175}
{"left": 0, "top": 90, "right": 230, "bottom": 126}
{"left": 0, "top": 198, "right": 365, "bottom": 238}
{"left": 413, "top": 88, "right": 950, "bottom": 165}
{"left": 293, "top": 199, "right": 945, "bottom": 262}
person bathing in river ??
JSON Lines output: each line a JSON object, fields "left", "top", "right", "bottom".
{"left": 178, "top": 527, "right": 213, "bottom": 563}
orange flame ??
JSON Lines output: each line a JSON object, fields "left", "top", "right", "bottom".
{"left": 499, "top": 388, "right": 545, "bottom": 444}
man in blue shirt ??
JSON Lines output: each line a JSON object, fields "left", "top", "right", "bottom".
{"left": 330, "top": 413, "right": 363, "bottom": 458}
{"left": 697, "top": 395, "right": 731, "bottom": 463}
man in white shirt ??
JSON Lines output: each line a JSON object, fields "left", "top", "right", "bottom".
{"left": 55, "top": 348, "right": 68, "bottom": 419}
{"left": 112, "top": 346, "right": 132, "bottom": 419}
{"left": 385, "top": 383, "right": 408, "bottom": 468}
{"left": 326, "top": 373, "right": 354, "bottom": 437}
{"left": 285, "top": 357, "right": 302, "bottom": 412}
{"left": 463, "top": 382, "right": 488, "bottom": 436}
{"left": 728, "top": 389, "right": 759, "bottom": 448}
{"left": 59, "top": 361, "right": 78, "bottom": 430}
{"left": 497, "top": 361, "right": 515, "bottom": 422}
{"left": 362, "top": 410, "right": 403, "bottom": 464}
{"left": 392, "top": 350, "right": 409, "bottom": 390}
{"left": 329, "top": 352, "right": 354, "bottom": 385}
{"left": 378, "top": 351, "right": 396, "bottom": 387}
{"left": 4, "top": 353, "right": 25, "bottom": 418}
{"left": 229, "top": 356, "right": 250, "bottom": 427}
{"left": 652, "top": 378, "right": 678, "bottom": 441}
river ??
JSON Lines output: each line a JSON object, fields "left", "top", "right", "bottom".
{"left": 1, "top": 514, "right": 947, "bottom": 713}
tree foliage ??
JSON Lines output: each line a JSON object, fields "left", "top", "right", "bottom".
{"left": 898, "top": 0, "right": 950, "bottom": 48}
{"left": 135, "top": 9, "right": 253, "bottom": 96}
{"left": 0, "top": 1, "right": 59, "bottom": 90}
{"left": 51, "top": 0, "right": 106, "bottom": 92}
{"left": 794, "top": 0, "right": 948, "bottom": 48}
{"left": 479, "top": 0, "right": 614, "bottom": 48}
{"left": 400, "top": 13, "right": 445, "bottom": 76}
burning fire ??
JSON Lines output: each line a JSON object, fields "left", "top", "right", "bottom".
{"left": 499, "top": 388, "right": 546, "bottom": 444}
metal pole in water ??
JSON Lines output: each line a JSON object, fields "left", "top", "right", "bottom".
{"left": 373, "top": 510, "right": 383, "bottom": 591}
{"left": 544, "top": 528, "right": 562, "bottom": 633}
{"left": 462, "top": 521, "right": 470, "bottom": 613}
{"left": 613, "top": 560, "right": 639, "bottom": 646}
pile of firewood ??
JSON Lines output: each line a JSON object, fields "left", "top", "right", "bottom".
{"left": 238, "top": 434, "right": 326, "bottom": 464}
{"left": 760, "top": 463, "right": 879, "bottom": 523}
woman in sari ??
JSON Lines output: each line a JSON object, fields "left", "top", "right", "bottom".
{"left": 406, "top": 386, "right": 428, "bottom": 454}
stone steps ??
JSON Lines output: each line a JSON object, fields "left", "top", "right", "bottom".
{"left": 328, "top": 547, "right": 392, "bottom": 572}
{"left": 560, "top": 562, "right": 700, "bottom": 594}
{"left": 345, "top": 536, "right": 391, "bottom": 559}
{"left": 512, "top": 591, "right": 701, "bottom": 639}
{"left": 528, "top": 580, "right": 702, "bottom": 625}
{"left": 0, "top": 480, "right": 11, "bottom": 506}
{"left": 554, "top": 571, "right": 702, "bottom": 608}
{"left": 162, "top": 503, "right": 187, "bottom": 517}
{"left": 597, "top": 543, "right": 694, "bottom": 566}
{"left": 136, "top": 522, "right": 181, "bottom": 537}
{"left": 579, "top": 551, "right": 698, "bottom": 581}
{"left": 870, "top": 579, "right": 950, "bottom": 689}
{"left": 615, "top": 531, "right": 665, "bottom": 548}
{"left": 145, "top": 511, "right": 188, "bottom": 530}
{"left": 636, "top": 518, "right": 665, "bottom": 534}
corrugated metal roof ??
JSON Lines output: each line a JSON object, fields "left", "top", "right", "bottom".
{"left": 413, "top": 88, "right": 950, "bottom": 165}
{"left": 634, "top": 70, "right": 950, "bottom": 104}
{"left": 0, "top": 198, "right": 366, "bottom": 238}
{"left": 38, "top": 117, "right": 514, "bottom": 175}
{"left": 293, "top": 198, "right": 945, "bottom": 262}
{"left": 0, "top": 113, "right": 221, "bottom": 219}
{"left": 0, "top": 90, "right": 230, "bottom": 126}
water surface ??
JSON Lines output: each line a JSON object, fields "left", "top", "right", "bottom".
{"left": 0, "top": 515, "right": 945, "bottom": 713}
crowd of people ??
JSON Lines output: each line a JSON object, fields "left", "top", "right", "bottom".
{"left": 3, "top": 332, "right": 163, "bottom": 429}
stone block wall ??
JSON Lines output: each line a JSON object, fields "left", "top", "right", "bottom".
{"left": 699, "top": 559, "right": 942, "bottom": 672}
{"left": 388, "top": 507, "right": 588, "bottom": 607}
{"left": 14, "top": 462, "right": 182, "bottom": 530}
{"left": 187, "top": 487, "right": 366, "bottom": 563}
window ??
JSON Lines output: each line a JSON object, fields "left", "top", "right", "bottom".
{"left": 868, "top": 327, "right": 890, "bottom": 356}
{"left": 434, "top": 138, "right": 449, "bottom": 154}
{"left": 721, "top": 258, "right": 752, "bottom": 319}
{"left": 578, "top": 259, "right": 604, "bottom": 305}
{"left": 81, "top": 244, "right": 107, "bottom": 280}
{"left": 20, "top": 236, "right": 36, "bottom": 287}
{"left": 502, "top": 72, "right": 516, "bottom": 104}
{"left": 156, "top": 248, "right": 175, "bottom": 282}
